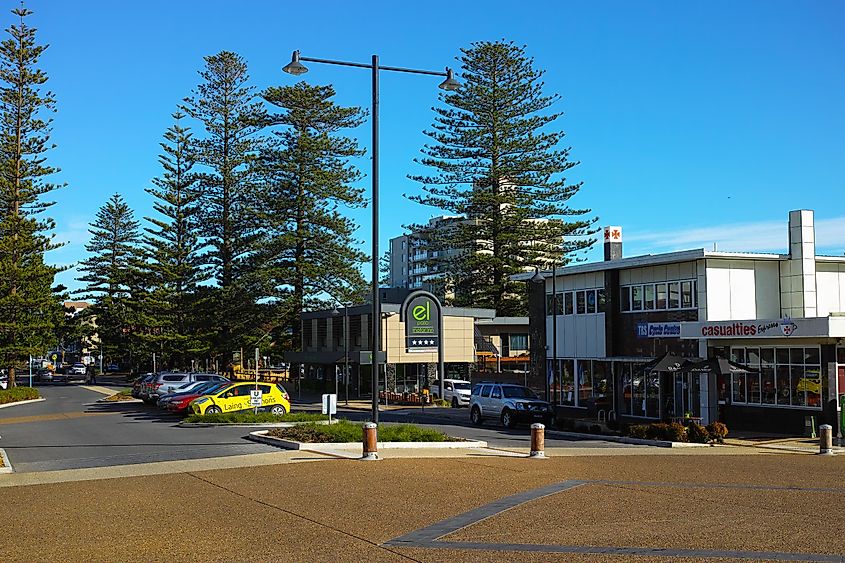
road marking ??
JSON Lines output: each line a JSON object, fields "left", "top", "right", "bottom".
{"left": 0, "top": 412, "right": 114, "bottom": 426}
{"left": 384, "top": 479, "right": 845, "bottom": 561}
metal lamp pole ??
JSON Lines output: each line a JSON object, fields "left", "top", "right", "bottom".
{"left": 344, "top": 305, "right": 349, "bottom": 406}
{"left": 283, "top": 51, "right": 459, "bottom": 425}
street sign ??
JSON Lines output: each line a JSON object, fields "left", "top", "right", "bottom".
{"left": 250, "top": 390, "right": 263, "bottom": 407}
{"left": 403, "top": 294, "right": 440, "bottom": 352}
{"left": 322, "top": 393, "right": 337, "bottom": 416}
{"left": 357, "top": 351, "right": 386, "bottom": 365}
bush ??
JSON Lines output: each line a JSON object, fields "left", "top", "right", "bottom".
{"left": 706, "top": 421, "right": 729, "bottom": 443}
{"left": 433, "top": 399, "right": 450, "bottom": 407}
{"left": 686, "top": 421, "right": 710, "bottom": 443}
{"left": 185, "top": 411, "right": 329, "bottom": 424}
{"left": 0, "top": 386, "right": 40, "bottom": 405}
{"left": 267, "top": 420, "right": 457, "bottom": 443}
{"left": 627, "top": 422, "right": 687, "bottom": 442}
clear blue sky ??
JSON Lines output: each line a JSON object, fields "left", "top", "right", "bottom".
{"left": 19, "top": 0, "right": 845, "bottom": 291}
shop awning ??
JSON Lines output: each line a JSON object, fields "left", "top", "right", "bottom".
{"left": 637, "top": 352, "right": 692, "bottom": 373}
{"left": 680, "top": 357, "right": 757, "bottom": 375}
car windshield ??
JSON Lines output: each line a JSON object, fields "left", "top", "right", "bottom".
{"left": 502, "top": 386, "right": 539, "bottom": 399}
{"left": 454, "top": 382, "right": 471, "bottom": 391}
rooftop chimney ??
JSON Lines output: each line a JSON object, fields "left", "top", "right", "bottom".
{"left": 603, "top": 226, "right": 622, "bottom": 261}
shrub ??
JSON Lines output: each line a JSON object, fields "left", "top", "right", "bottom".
{"left": 687, "top": 422, "right": 710, "bottom": 443}
{"left": 0, "top": 386, "right": 40, "bottom": 405}
{"left": 267, "top": 420, "right": 456, "bottom": 443}
{"left": 705, "top": 421, "right": 728, "bottom": 443}
{"left": 627, "top": 424, "right": 650, "bottom": 439}
{"left": 185, "top": 412, "right": 329, "bottom": 424}
{"left": 432, "top": 399, "right": 450, "bottom": 407}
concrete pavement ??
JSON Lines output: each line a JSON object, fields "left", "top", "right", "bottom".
{"left": 0, "top": 450, "right": 842, "bottom": 562}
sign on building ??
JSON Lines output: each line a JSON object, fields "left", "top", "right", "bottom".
{"left": 637, "top": 322, "right": 682, "bottom": 338}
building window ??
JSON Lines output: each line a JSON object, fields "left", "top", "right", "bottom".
{"left": 576, "top": 291, "right": 586, "bottom": 314}
{"left": 730, "top": 346, "right": 821, "bottom": 409}
{"left": 509, "top": 334, "right": 528, "bottom": 352}
{"left": 620, "top": 279, "right": 697, "bottom": 313}
{"left": 586, "top": 290, "right": 596, "bottom": 314}
{"left": 565, "top": 292, "right": 574, "bottom": 315}
{"left": 632, "top": 286, "right": 643, "bottom": 311}
{"left": 578, "top": 361, "right": 591, "bottom": 404}
{"left": 560, "top": 359, "right": 575, "bottom": 406}
{"left": 597, "top": 289, "right": 607, "bottom": 313}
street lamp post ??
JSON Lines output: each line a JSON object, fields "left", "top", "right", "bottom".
{"left": 283, "top": 50, "right": 459, "bottom": 425}
{"left": 332, "top": 303, "right": 350, "bottom": 405}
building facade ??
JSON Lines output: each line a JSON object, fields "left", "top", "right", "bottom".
{"left": 517, "top": 210, "right": 845, "bottom": 434}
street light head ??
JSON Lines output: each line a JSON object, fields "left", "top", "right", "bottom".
{"left": 438, "top": 67, "right": 460, "bottom": 91}
{"left": 282, "top": 50, "right": 308, "bottom": 76}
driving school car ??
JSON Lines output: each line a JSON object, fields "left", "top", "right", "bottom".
{"left": 190, "top": 382, "right": 291, "bottom": 416}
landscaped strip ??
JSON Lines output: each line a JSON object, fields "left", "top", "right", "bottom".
{"left": 0, "top": 387, "right": 40, "bottom": 405}
{"left": 185, "top": 411, "right": 329, "bottom": 424}
{"left": 267, "top": 420, "right": 457, "bottom": 443}
{"left": 102, "top": 388, "right": 134, "bottom": 402}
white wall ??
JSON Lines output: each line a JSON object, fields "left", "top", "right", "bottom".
{"left": 705, "top": 259, "right": 780, "bottom": 320}
{"left": 817, "top": 262, "right": 845, "bottom": 316}
{"left": 618, "top": 261, "right": 698, "bottom": 286}
{"left": 546, "top": 313, "right": 606, "bottom": 358}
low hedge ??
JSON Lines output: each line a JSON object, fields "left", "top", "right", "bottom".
{"left": 102, "top": 388, "right": 134, "bottom": 402}
{"left": 626, "top": 420, "right": 729, "bottom": 444}
{"left": 0, "top": 386, "right": 40, "bottom": 405}
{"left": 185, "top": 411, "right": 329, "bottom": 424}
{"left": 267, "top": 420, "right": 457, "bottom": 443}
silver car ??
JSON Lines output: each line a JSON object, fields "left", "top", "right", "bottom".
{"left": 469, "top": 382, "right": 553, "bottom": 428}
{"left": 145, "top": 372, "right": 229, "bottom": 403}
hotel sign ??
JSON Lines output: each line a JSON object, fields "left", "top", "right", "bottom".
{"left": 402, "top": 293, "right": 441, "bottom": 352}
{"left": 680, "top": 317, "right": 831, "bottom": 339}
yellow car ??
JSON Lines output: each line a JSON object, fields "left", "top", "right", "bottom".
{"left": 190, "top": 382, "right": 291, "bottom": 416}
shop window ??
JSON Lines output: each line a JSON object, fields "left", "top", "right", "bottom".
{"left": 565, "top": 292, "right": 573, "bottom": 315}
{"left": 790, "top": 348, "right": 804, "bottom": 364}
{"left": 632, "top": 372, "right": 645, "bottom": 416}
{"left": 597, "top": 289, "right": 607, "bottom": 313}
{"left": 592, "top": 361, "right": 612, "bottom": 402}
{"left": 776, "top": 366, "right": 791, "bottom": 405}
{"left": 805, "top": 348, "right": 820, "bottom": 364}
{"left": 838, "top": 347, "right": 845, "bottom": 364}
{"left": 761, "top": 367, "right": 776, "bottom": 404}
{"left": 790, "top": 366, "right": 806, "bottom": 406}
{"left": 732, "top": 372, "right": 746, "bottom": 403}
{"left": 560, "top": 359, "right": 575, "bottom": 405}
{"left": 632, "top": 286, "right": 643, "bottom": 311}
{"left": 656, "top": 283, "right": 667, "bottom": 309}
{"left": 668, "top": 282, "right": 680, "bottom": 309}
{"left": 620, "top": 363, "right": 632, "bottom": 415}
{"left": 576, "top": 291, "right": 586, "bottom": 314}
{"left": 732, "top": 348, "right": 745, "bottom": 364}
{"left": 761, "top": 348, "right": 774, "bottom": 367}
{"left": 646, "top": 372, "right": 659, "bottom": 417}
{"left": 644, "top": 285, "right": 655, "bottom": 310}
{"left": 578, "top": 361, "right": 591, "bottom": 404}
{"left": 776, "top": 348, "right": 790, "bottom": 365}
{"left": 586, "top": 290, "right": 597, "bottom": 314}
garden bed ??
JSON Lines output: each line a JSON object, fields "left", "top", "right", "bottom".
{"left": 267, "top": 420, "right": 457, "bottom": 443}
{"left": 0, "top": 386, "right": 40, "bottom": 405}
{"left": 101, "top": 388, "right": 136, "bottom": 402}
{"left": 185, "top": 411, "right": 330, "bottom": 424}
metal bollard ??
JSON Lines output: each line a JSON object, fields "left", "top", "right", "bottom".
{"left": 819, "top": 424, "right": 834, "bottom": 456}
{"left": 530, "top": 423, "right": 546, "bottom": 459}
{"left": 361, "top": 422, "right": 379, "bottom": 461}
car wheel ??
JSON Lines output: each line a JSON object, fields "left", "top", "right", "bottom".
{"left": 470, "top": 406, "right": 483, "bottom": 426}
{"left": 270, "top": 404, "right": 286, "bottom": 416}
{"left": 501, "top": 409, "right": 515, "bottom": 429}
{"left": 205, "top": 405, "right": 222, "bottom": 415}
{"left": 451, "top": 397, "right": 459, "bottom": 408}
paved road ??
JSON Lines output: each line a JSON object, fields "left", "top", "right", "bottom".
{"left": 0, "top": 384, "right": 277, "bottom": 472}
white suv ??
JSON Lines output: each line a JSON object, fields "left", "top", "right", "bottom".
{"left": 430, "top": 379, "right": 472, "bottom": 408}
{"left": 469, "top": 382, "right": 553, "bottom": 428}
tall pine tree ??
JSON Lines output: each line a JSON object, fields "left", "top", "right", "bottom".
{"left": 182, "top": 51, "right": 267, "bottom": 364}
{"left": 408, "top": 41, "right": 597, "bottom": 315}
{"left": 141, "top": 111, "right": 209, "bottom": 369}
{"left": 77, "top": 194, "right": 140, "bottom": 369}
{"left": 0, "top": 7, "right": 63, "bottom": 386}
{"left": 259, "top": 82, "right": 367, "bottom": 352}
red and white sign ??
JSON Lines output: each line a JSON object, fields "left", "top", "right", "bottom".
{"left": 603, "top": 226, "right": 622, "bottom": 243}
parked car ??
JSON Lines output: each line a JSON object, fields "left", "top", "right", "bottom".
{"left": 106, "top": 363, "right": 120, "bottom": 373}
{"left": 429, "top": 379, "right": 472, "bottom": 408}
{"left": 163, "top": 381, "right": 231, "bottom": 414}
{"left": 0, "top": 370, "right": 6, "bottom": 390}
{"left": 132, "top": 373, "right": 156, "bottom": 399}
{"left": 145, "top": 372, "right": 229, "bottom": 404}
{"left": 469, "top": 382, "right": 553, "bottom": 428}
{"left": 190, "top": 382, "right": 290, "bottom": 416}
{"left": 156, "top": 379, "right": 230, "bottom": 408}
{"left": 36, "top": 368, "right": 54, "bottom": 383}
{"left": 67, "top": 363, "right": 88, "bottom": 381}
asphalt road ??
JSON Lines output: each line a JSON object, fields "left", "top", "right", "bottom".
{"left": 0, "top": 385, "right": 636, "bottom": 474}
{"left": 0, "top": 384, "right": 278, "bottom": 472}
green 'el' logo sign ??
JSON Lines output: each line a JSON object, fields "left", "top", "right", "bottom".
{"left": 412, "top": 300, "right": 430, "bottom": 321}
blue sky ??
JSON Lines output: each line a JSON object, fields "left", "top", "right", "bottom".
{"left": 18, "top": 0, "right": 845, "bottom": 291}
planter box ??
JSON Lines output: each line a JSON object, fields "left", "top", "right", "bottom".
{"left": 247, "top": 430, "right": 487, "bottom": 451}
